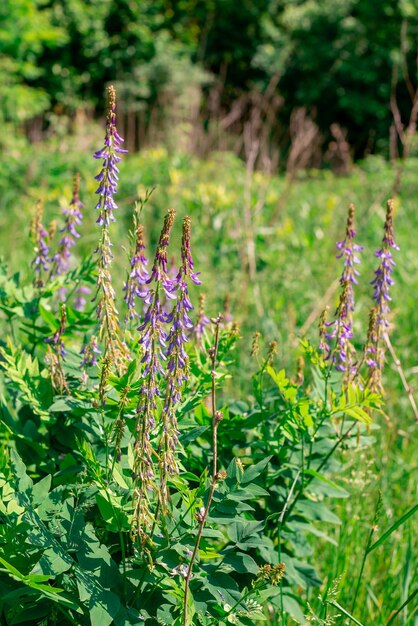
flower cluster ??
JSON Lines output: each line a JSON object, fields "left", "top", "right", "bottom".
{"left": 93, "top": 86, "right": 127, "bottom": 226}
{"left": 81, "top": 335, "right": 101, "bottom": 368}
{"left": 255, "top": 563, "right": 286, "bottom": 587}
{"left": 31, "top": 201, "right": 50, "bottom": 281}
{"left": 365, "top": 199, "right": 399, "bottom": 390}
{"left": 371, "top": 199, "right": 399, "bottom": 331}
{"left": 44, "top": 303, "right": 69, "bottom": 393}
{"left": 74, "top": 285, "right": 91, "bottom": 312}
{"left": 159, "top": 216, "right": 200, "bottom": 504}
{"left": 51, "top": 173, "right": 83, "bottom": 277}
{"left": 123, "top": 220, "right": 149, "bottom": 321}
{"left": 132, "top": 209, "right": 176, "bottom": 540}
{"left": 191, "top": 293, "right": 210, "bottom": 345}
{"left": 93, "top": 86, "right": 129, "bottom": 373}
{"left": 325, "top": 204, "right": 362, "bottom": 378}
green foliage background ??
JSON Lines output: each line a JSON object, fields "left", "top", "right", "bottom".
{"left": 2, "top": 0, "right": 418, "bottom": 155}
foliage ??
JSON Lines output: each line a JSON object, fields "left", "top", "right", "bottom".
{"left": 2, "top": 0, "right": 418, "bottom": 155}
{"left": 0, "top": 248, "right": 386, "bottom": 624}
{"left": 0, "top": 99, "right": 416, "bottom": 625}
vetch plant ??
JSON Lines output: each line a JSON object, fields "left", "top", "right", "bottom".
{"left": 0, "top": 84, "right": 415, "bottom": 626}
{"left": 93, "top": 85, "right": 130, "bottom": 373}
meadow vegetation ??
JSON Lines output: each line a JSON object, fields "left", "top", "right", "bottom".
{"left": 0, "top": 86, "right": 416, "bottom": 626}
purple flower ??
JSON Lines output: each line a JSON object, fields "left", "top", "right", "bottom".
{"left": 326, "top": 204, "right": 362, "bottom": 376}
{"left": 93, "top": 85, "right": 127, "bottom": 226}
{"left": 74, "top": 285, "right": 91, "bottom": 312}
{"left": 31, "top": 201, "right": 51, "bottom": 276}
{"left": 44, "top": 304, "right": 67, "bottom": 358}
{"left": 132, "top": 209, "right": 176, "bottom": 534}
{"left": 159, "top": 216, "right": 201, "bottom": 496}
{"left": 363, "top": 200, "right": 399, "bottom": 392}
{"left": 44, "top": 304, "right": 69, "bottom": 393}
{"left": 371, "top": 199, "right": 399, "bottom": 330}
{"left": 93, "top": 86, "right": 130, "bottom": 373}
{"left": 191, "top": 293, "right": 210, "bottom": 345}
{"left": 123, "top": 222, "right": 150, "bottom": 321}
{"left": 51, "top": 173, "right": 83, "bottom": 277}
{"left": 137, "top": 209, "right": 176, "bottom": 372}
{"left": 80, "top": 335, "right": 101, "bottom": 368}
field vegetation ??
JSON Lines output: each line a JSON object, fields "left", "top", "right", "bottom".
{"left": 0, "top": 2, "right": 417, "bottom": 625}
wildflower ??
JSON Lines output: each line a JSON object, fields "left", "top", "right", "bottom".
{"left": 158, "top": 216, "right": 201, "bottom": 507}
{"left": 255, "top": 563, "right": 286, "bottom": 586}
{"left": 123, "top": 220, "right": 149, "bottom": 321}
{"left": 93, "top": 86, "right": 127, "bottom": 226}
{"left": 44, "top": 303, "right": 69, "bottom": 393}
{"left": 325, "top": 204, "right": 362, "bottom": 378}
{"left": 364, "top": 200, "right": 399, "bottom": 391}
{"left": 132, "top": 209, "right": 176, "bottom": 540}
{"left": 318, "top": 306, "right": 330, "bottom": 357}
{"left": 195, "top": 506, "right": 206, "bottom": 523}
{"left": 80, "top": 335, "right": 101, "bottom": 368}
{"left": 31, "top": 201, "right": 51, "bottom": 280}
{"left": 191, "top": 293, "right": 210, "bottom": 346}
{"left": 98, "top": 356, "right": 112, "bottom": 407}
{"left": 51, "top": 173, "right": 83, "bottom": 278}
{"left": 171, "top": 564, "right": 189, "bottom": 578}
{"left": 250, "top": 331, "right": 261, "bottom": 357}
{"left": 94, "top": 86, "right": 130, "bottom": 372}
{"left": 74, "top": 285, "right": 91, "bottom": 311}
{"left": 371, "top": 199, "right": 399, "bottom": 331}
{"left": 267, "top": 341, "right": 278, "bottom": 366}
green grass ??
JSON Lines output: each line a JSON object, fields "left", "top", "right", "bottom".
{"left": 1, "top": 132, "right": 417, "bottom": 624}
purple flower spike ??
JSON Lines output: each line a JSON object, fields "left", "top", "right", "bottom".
{"left": 326, "top": 204, "right": 362, "bottom": 378}
{"left": 80, "top": 335, "right": 101, "bottom": 368}
{"left": 74, "top": 285, "right": 91, "bottom": 311}
{"left": 31, "top": 201, "right": 51, "bottom": 278}
{"left": 158, "top": 216, "right": 201, "bottom": 504}
{"left": 191, "top": 293, "right": 210, "bottom": 345}
{"left": 364, "top": 200, "right": 399, "bottom": 392}
{"left": 123, "top": 222, "right": 150, "bottom": 321}
{"left": 51, "top": 173, "right": 83, "bottom": 278}
{"left": 132, "top": 209, "right": 176, "bottom": 533}
{"left": 371, "top": 199, "right": 399, "bottom": 331}
{"left": 44, "top": 303, "right": 69, "bottom": 393}
{"left": 93, "top": 86, "right": 130, "bottom": 373}
{"left": 93, "top": 85, "right": 127, "bottom": 226}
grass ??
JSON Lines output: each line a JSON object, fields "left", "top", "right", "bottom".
{"left": 1, "top": 129, "right": 417, "bottom": 624}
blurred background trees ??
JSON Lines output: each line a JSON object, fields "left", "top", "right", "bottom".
{"left": 1, "top": 0, "right": 418, "bottom": 166}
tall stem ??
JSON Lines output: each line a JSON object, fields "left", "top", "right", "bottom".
{"left": 182, "top": 315, "right": 222, "bottom": 626}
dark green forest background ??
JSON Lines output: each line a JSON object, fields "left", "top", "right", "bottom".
{"left": 2, "top": 0, "right": 418, "bottom": 167}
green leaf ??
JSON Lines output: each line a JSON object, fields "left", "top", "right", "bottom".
{"left": 76, "top": 573, "right": 121, "bottom": 626}
{"left": 304, "top": 469, "right": 349, "bottom": 498}
{"left": 223, "top": 552, "right": 259, "bottom": 574}
{"left": 344, "top": 406, "right": 372, "bottom": 425}
{"left": 39, "top": 304, "right": 58, "bottom": 331}
{"left": 241, "top": 456, "right": 272, "bottom": 484}
{"left": 329, "top": 601, "right": 366, "bottom": 625}
{"left": 32, "top": 546, "right": 72, "bottom": 576}
{"left": 294, "top": 499, "right": 341, "bottom": 525}
{"left": 10, "top": 449, "right": 33, "bottom": 493}
{"left": 32, "top": 475, "right": 52, "bottom": 505}
{"left": 367, "top": 504, "right": 418, "bottom": 553}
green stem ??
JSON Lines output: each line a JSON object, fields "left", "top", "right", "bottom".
{"left": 119, "top": 529, "right": 127, "bottom": 603}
